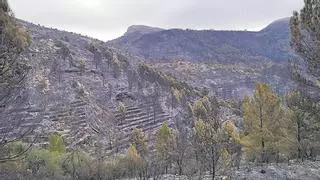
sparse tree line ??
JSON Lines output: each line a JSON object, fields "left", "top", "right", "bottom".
{"left": 0, "top": 82, "right": 318, "bottom": 180}
{"left": 137, "top": 63, "right": 198, "bottom": 96}
{"left": 2, "top": 83, "right": 319, "bottom": 180}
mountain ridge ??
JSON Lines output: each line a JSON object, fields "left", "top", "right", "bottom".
{"left": 122, "top": 17, "right": 291, "bottom": 36}
{"left": 108, "top": 17, "right": 294, "bottom": 64}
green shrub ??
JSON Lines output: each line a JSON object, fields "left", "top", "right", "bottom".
{"left": 26, "top": 149, "right": 65, "bottom": 179}
{"left": 48, "top": 134, "right": 66, "bottom": 154}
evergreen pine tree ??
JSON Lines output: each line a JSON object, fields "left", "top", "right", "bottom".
{"left": 241, "top": 84, "right": 293, "bottom": 163}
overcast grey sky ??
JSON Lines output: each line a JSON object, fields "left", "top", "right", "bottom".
{"left": 10, "top": 0, "right": 303, "bottom": 41}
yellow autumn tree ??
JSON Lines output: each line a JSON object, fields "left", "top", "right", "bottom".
{"left": 124, "top": 144, "right": 143, "bottom": 177}
{"left": 156, "top": 123, "right": 175, "bottom": 174}
{"left": 131, "top": 128, "right": 148, "bottom": 158}
{"left": 224, "top": 121, "right": 240, "bottom": 143}
{"left": 224, "top": 121, "right": 242, "bottom": 169}
{"left": 192, "top": 96, "right": 210, "bottom": 121}
{"left": 131, "top": 128, "right": 149, "bottom": 178}
{"left": 241, "top": 83, "right": 293, "bottom": 163}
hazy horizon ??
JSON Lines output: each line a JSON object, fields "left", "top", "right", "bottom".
{"left": 10, "top": 0, "right": 303, "bottom": 41}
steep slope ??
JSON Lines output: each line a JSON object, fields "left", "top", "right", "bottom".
{"left": 0, "top": 18, "right": 296, "bottom": 157}
{"left": 109, "top": 18, "right": 294, "bottom": 64}
{"left": 0, "top": 20, "right": 180, "bottom": 155}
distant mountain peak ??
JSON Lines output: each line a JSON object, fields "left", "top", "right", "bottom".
{"left": 260, "top": 17, "right": 290, "bottom": 33}
{"left": 272, "top": 17, "right": 290, "bottom": 23}
{"left": 125, "top": 25, "right": 164, "bottom": 36}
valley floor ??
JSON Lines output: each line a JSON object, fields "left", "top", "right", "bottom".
{"left": 126, "top": 161, "right": 320, "bottom": 180}
{"left": 1, "top": 161, "right": 320, "bottom": 180}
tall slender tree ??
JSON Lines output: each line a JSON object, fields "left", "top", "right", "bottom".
{"left": 241, "top": 84, "right": 293, "bottom": 163}
{"left": 173, "top": 129, "right": 189, "bottom": 175}
{"left": 290, "top": 0, "right": 320, "bottom": 91}
{"left": 290, "top": 0, "right": 320, "bottom": 160}
{"left": 131, "top": 128, "right": 148, "bottom": 158}
{"left": 286, "top": 91, "right": 320, "bottom": 160}
{"left": 193, "top": 119, "right": 227, "bottom": 180}
{"left": 156, "top": 123, "right": 175, "bottom": 174}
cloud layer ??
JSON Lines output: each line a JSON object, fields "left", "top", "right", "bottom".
{"left": 10, "top": 0, "right": 304, "bottom": 41}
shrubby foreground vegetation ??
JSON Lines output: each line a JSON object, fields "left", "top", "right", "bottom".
{"left": 0, "top": 0, "right": 320, "bottom": 179}
{"left": 1, "top": 82, "right": 319, "bottom": 179}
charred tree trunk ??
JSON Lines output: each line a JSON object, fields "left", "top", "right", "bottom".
{"left": 211, "top": 147, "right": 215, "bottom": 180}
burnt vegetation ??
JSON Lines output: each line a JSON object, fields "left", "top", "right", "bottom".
{"left": 0, "top": 0, "right": 320, "bottom": 180}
